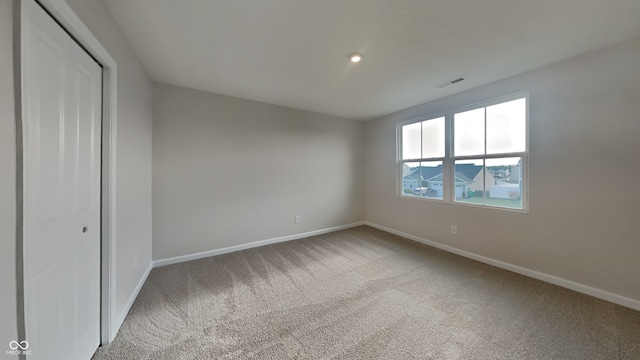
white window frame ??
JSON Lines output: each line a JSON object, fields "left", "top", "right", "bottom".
{"left": 397, "top": 91, "right": 529, "bottom": 213}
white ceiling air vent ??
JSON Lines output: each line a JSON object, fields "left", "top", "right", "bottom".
{"left": 436, "top": 77, "right": 465, "bottom": 89}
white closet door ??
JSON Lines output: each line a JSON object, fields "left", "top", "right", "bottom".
{"left": 23, "top": 0, "right": 102, "bottom": 359}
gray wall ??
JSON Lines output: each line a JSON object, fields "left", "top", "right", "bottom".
{"left": 64, "top": 0, "right": 154, "bottom": 325}
{"left": 365, "top": 37, "right": 640, "bottom": 302}
{"left": 1, "top": 0, "right": 17, "bottom": 353}
{"left": 153, "top": 83, "right": 364, "bottom": 260}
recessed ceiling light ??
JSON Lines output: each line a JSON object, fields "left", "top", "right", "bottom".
{"left": 349, "top": 53, "right": 363, "bottom": 63}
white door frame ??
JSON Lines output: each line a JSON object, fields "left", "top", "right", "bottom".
{"left": 20, "top": 0, "right": 118, "bottom": 344}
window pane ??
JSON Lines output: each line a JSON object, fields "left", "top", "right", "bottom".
{"left": 402, "top": 161, "right": 442, "bottom": 199}
{"left": 486, "top": 157, "right": 523, "bottom": 209}
{"left": 402, "top": 123, "right": 421, "bottom": 160}
{"left": 420, "top": 161, "right": 443, "bottom": 199}
{"left": 421, "top": 117, "right": 445, "bottom": 158}
{"left": 402, "top": 162, "right": 420, "bottom": 197}
{"left": 454, "top": 108, "right": 485, "bottom": 156}
{"left": 454, "top": 159, "right": 485, "bottom": 205}
{"left": 487, "top": 98, "right": 526, "bottom": 154}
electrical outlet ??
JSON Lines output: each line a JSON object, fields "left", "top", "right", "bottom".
{"left": 451, "top": 225, "right": 458, "bottom": 234}
{"left": 294, "top": 216, "right": 300, "bottom": 224}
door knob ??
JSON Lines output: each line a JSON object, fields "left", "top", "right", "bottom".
{"left": 82, "top": 226, "right": 88, "bottom": 233}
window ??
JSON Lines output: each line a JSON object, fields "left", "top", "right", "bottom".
{"left": 398, "top": 93, "right": 528, "bottom": 211}
{"left": 400, "top": 117, "right": 445, "bottom": 199}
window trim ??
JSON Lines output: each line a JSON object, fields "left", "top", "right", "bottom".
{"left": 397, "top": 91, "right": 529, "bottom": 213}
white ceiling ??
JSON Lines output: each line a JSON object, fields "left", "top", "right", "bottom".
{"left": 103, "top": 0, "right": 640, "bottom": 120}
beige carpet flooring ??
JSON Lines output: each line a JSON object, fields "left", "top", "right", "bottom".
{"left": 92, "top": 226, "right": 640, "bottom": 359}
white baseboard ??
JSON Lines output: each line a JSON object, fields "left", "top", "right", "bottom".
{"left": 112, "top": 261, "right": 153, "bottom": 338}
{"left": 364, "top": 221, "right": 640, "bottom": 312}
{"left": 153, "top": 222, "right": 366, "bottom": 267}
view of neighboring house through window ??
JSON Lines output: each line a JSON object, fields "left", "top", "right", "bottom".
{"left": 399, "top": 93, "right": 527, "bottom": 211}
{"left": 401, "top": 117, "right": 445, "bottom": 199}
